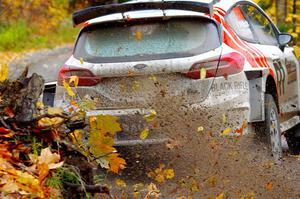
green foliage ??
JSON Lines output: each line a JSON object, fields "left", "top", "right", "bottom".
{"left": 45, "top": 167, "right": 81, "bottom": 189}
{"left": 0, "top": 21, "right": 30, "bottom": 51}
{"left": 32, "top": 137, "right": 43, "bottom": 157}
{"left": 0, "top": 20, "right": 78, "bottom": 52}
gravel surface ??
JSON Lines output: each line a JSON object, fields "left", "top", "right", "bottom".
{"left": 8, "top": 45, "right": 72, "bottom": 82}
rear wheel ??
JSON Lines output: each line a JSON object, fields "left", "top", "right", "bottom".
{"left": 254, "top": 94, "right": 283, "bottom": 161}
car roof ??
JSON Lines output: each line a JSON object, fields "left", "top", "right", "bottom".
{"left": 83, "top": 0, "right": 255, "bottom": 26}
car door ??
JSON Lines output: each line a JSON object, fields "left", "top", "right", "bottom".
{"left": 239, "top": 4, "right": 297, "bottom": 114}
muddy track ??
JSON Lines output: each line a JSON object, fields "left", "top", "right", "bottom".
{"left": 10, "top": 46, "right": 300, "bottom": 198}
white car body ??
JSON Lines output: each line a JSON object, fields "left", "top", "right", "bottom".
{"left": 54, "top": 0, "right": 300, "bottom": 148}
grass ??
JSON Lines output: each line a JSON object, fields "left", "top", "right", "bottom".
{"left": 0, "top": 20, "right": 79, "bottom": 52}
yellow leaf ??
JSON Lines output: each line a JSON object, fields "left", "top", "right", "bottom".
{"left": 216, "top": 192, "right": 225, "bottom": 199}
{"left": 144, "top": 110, "right": 157, "bottom": 122}
{"left": 0, "top": 63, "right": 8, "bottom": 82}
{"left": 295, "top": 154, "right": 300, "bottom": 159}
{"left": 48, "top": 107, "right": 63, "bottom": 115}
{"left": 146, "top": 183, "right": 161, "bottom": 198}
{"left": 135, "top": 31, "right": 142, "bottom": 41}
{"left": 197, "top": 126, "right": 204, "bottom": 132}
{"left": 69, "top": 76, "right": 79, "bottom": 87}
{"left": 155, "top": 173, "right": 165, "bottom": 183}
{"left": 200, "top": 67, "right": 206, "bottom": 80}
{"left": 140, "top": 128, "right": 149, "bottom": 140}
{"left": 190, "top": 179, "right": 200, "bottom": 192}
{"left": 36, "top": 101, "right": 44, "bottom": 109}
{"left": 63, "top": 79, "right": 75, "bottom": 97}
{"left": 80, "top": 57, "right": 84, "bottom": 64}
{"left": 149, "top": 75, "right": 157, "bottom": 82}
{"left": 115, "top": 179, "right": 127, "bottom": 187}
{"left": 133, "top": 191, "right": 140, "bottom": 199}
{"left": 38, "top": 117, "right": 64, "bottom": 127}
{"left": 221, "top": 127, "right": 231, "bottom": 136}
{"left": 163, "top": 169, "right": 175, "bottom": 179}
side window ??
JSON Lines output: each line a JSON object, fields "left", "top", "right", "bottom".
{"left": 240, "top": 5, "right": 278, "bottom": 46}
{"left": 226, "top": 6, "right": 256, "bottom": 43}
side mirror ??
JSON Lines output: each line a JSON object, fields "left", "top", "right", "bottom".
{"left": 278, "top": 33, "right": 293, "bottom": 47}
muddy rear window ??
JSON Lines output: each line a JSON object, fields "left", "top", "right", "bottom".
{"left": 74, "top": 17, "right": 221, "bottom": 63}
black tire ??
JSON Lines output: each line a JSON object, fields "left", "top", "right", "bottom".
{"left": 285, "top": 126, "right": 300, "bottom": 154}
{"left": 254, "top": 94, "right": 283, "bottom": 161}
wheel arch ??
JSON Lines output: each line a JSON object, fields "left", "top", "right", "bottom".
{"left": 265, "top": 75, "right": 279, "bottom": 112}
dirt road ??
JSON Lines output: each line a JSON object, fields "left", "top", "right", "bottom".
{"left": 12, "top": 47, "right": 300, "bottom": 199}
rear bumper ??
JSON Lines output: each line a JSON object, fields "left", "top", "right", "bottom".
{"left": 55, "top": 72, "right": 252, "bottom": 146}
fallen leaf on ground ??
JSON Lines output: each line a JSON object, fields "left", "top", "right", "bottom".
{"left": 115, "top": 179, "right": 126, "bottom": 187}
{"left": 48, "top": 107, "right": 63, "bottom": 115}
{"left": 265, "top": 182, "right": 273, "bottom": 190}
{"left": 197, "top": 126, "right": 204, "bottom": 132}
{"left": 190, "top": 178, "right": 201, "bottom": 192}
{"left": 216, "top": 192, "right": 225, "bottom": 199}
{"left": 38, "top": 147, "right": 63, "bottom": 170}
{"left": 145, "top": 183, "right": 161, "bottom": 198}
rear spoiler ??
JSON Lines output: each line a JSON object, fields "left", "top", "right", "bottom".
{"left": 72, "top": 1, "right": 215, "bottom": 26}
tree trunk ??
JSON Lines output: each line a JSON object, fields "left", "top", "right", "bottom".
{"left": 276, "top": 0, "right": 286, "bottom": 25}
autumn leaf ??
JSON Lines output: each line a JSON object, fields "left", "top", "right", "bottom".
{"left": 197, "top": 126, "right": 204, "bottom": 133}
{"left": 89, "top": 115, "right": 122, "bottom": 137}
{"left": 63, "top": 79, "right": 75, "bottom": 97}
{"left": 36, "top": 101, "right": 45, "bottom": 109}
{"left": 164, "top": 169, "right": 175, "bottom": 179}
{"left": 69, "top": 76, "right": 79, "bottom": 87}
{"left": 145, "top": 183, "right": 161, "bottom": 198}
{"left": 265, "top": 182, "right": 273, "bottom": 190}
{"left": 105, "top": 153, "right": 126, "bottom": 173}
{"left": 221, "top": 127, "right": 231, "bottom": 136}
{"left": 135, "top": 31, "right": 142, "bottom": 41}
{"left": 88, "top": 115, "right": 125, "bottom": 173}
{"left": 38, "top": 117, "right": 64, "bottom": 128}
{"left": 144, "top": 110, "right": 157, "bottom": 122}
{"left": 0, "top": 63, "right": 8, "bottom": 82}
{"left": 80, "top": 57, "right": 84, "bottom": 64}
{"left": 115, "top": 179, "right": 127, "bottom": 187}
{"left": 190, "top": 178, "right": 201, "bottom": 192}
{"left": 148, "top": 164, "right": 175, "bottom": 183}
{"left": 38, "top": 147, "right": 63, "bottom": 169}
{"left": 140, "top": 128, "right": 149, "bottom": 140}
{"left": 48, "top": 107, "right": 63, "bottom": 115}
{"left": 200, "top": 67, "right": 206, "bottom": 79}
{"left": 216, "top": 192, "right": 225, "bottom": 199}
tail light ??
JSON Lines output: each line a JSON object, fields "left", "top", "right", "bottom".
{"left": 184, "top": 52, "right": 245, "bottom": 79}
{"left": 57, "top": 65, "right": 101, "bottom": 86}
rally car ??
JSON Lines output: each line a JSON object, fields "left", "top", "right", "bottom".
{"left": 53, "top": 0, "right": 300, "bottom": 159}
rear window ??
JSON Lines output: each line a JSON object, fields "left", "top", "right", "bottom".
{"left": 74, "top": 18, "right": 221, "bottom": 63}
